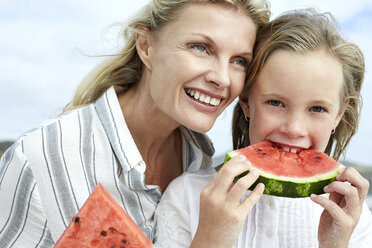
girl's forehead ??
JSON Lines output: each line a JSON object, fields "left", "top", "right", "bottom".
{"left": 253, "top": 49, "right": 344, "bottom": 100}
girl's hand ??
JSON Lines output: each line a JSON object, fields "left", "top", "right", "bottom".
{"left": 310, "top": 166, "right": 370, "bottom": 248}
{"left": 190, "top": 155, "right": 265, "bottom": 248}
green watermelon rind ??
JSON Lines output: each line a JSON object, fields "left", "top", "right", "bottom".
{"left": 224, "top": 151, "right": 343, "bottom": 198}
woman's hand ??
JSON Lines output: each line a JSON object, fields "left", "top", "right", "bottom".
{"left": 190, "top": 155, "right": 264, "bottom": 248}
{"left": 310, "top": 166, "right": 370, "bottom": 248}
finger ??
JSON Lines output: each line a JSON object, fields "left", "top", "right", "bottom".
{"left": 310, "top": 194, "right": 346, "bottom": 221}
{"left": 324, "top": 181, "right": 360, "bottom": 212}
{"left": 336, "top": 167, "right": 369, "bottom": 201}
{"left": 239, "top": 183, "right": 265, "bottom": 213}
{"left": 328, "top": 190, "right": 343, "bottom": 205}
{"left": 209, "top": 156, "right": 252, "bottom": 193}
{"left": 227, "top": 169, "right": 260, "bottom": 203}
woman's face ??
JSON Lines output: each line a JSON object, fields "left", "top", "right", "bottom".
{"left": 144, "top": 3, "right": 256, "bottom": 133}
{"left": 240, "top": 49, "right": 346, "bottom": 153}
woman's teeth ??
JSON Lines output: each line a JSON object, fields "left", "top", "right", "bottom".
{"left": 185, "top": 89, "right": 221, "bottom": 106}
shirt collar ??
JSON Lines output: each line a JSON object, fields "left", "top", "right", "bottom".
{"left": 94, "top": 87, "right": 215, "bottom": 174}
{"left": 94, "top": 87, "right": 142, "bottom": 173}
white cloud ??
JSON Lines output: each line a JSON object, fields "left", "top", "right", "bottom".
{"left": 270, "top": 0, "right": 371, "bottom": 21}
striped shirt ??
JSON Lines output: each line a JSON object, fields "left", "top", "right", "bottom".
{"left": 0, "top": 87, "right": 214, "bottom": 247}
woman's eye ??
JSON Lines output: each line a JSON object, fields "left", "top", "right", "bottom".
{"left": 232, "top": 57, "right": 248, "bottom": 68}
{"left": 190, "top": 44, "right": 207, "bottom": 53}
{"left": 310, "top": 106, "right": 325, "bottom": 113}
{"left": 267, "top": 100, "right": 284, "bottom": 107}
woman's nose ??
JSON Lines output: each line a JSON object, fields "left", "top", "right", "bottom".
{"left": 205, "top": 60, "right": 230, "bottom": 88}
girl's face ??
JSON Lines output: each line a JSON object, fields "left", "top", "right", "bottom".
{"left": 240, "top": 49, "right": 347, "bottom": 152}
{"left": 143, "top": 3, "right": 256, "bottom": 133}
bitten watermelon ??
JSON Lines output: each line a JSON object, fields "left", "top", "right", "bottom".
{"left": 225, "top": 141, "right": 343, "bottom": 198}
{"left": 54, "top": 183, "right": 153, "bottom": 248}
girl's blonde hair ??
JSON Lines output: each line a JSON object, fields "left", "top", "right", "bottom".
{"left": 63, "top": 0, "right": 271, "bottom": 112}
{"left": 232, "top": 9, "right": 365, "bottom": 160}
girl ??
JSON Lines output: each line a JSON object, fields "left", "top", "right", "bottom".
{"left": 154, "top": 9, "right": 372, "bottom": 248}
{"left": 0, "top": 0, "right": 270, "bottom": 247}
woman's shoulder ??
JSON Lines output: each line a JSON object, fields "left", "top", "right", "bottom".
{"left": 179, "top": 126, "right": 215, "bottom": 157}
{"left": 20, "top": 105, "right": 94, "bottom": 141}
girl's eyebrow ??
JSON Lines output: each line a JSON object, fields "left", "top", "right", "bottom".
{"left": 261, "top": 93, "right": 286, "bottom": 99}
{"left": 309, "top": 99, "right": 336, "bottom": 108}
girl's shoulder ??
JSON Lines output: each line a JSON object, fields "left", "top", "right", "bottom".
{"left": 165, "top": 168, "right": 217, "bottom": 197}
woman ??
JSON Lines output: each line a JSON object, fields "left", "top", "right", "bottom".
{"left": 0, "top": 0, "right": 270, "bottom": 246}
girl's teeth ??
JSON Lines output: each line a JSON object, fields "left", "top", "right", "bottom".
{"left": 199, "top": 94, "right": 205, "bottom": 102}
{"left": 190, "top": 90, "right": 195, "bottom": 96}
{"left": 283, "top": 147, "right": 290, "bottom": 152}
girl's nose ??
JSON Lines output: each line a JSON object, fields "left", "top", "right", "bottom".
{"left": 205, "top": 60, "right": 230, "bottom": 88}
{"left": 278, "top": 115, "right": 307, "bottom": 138}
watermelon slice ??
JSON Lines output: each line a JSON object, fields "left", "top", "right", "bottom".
{"left": 54, "top": 183, "right": 154, "bottom": 248}
{"left": 225, "top": 141, "right": 343, "bottom": 198}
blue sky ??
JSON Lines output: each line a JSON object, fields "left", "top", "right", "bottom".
{"left": 0, "top": 0, "right": 371, "bottom": 166}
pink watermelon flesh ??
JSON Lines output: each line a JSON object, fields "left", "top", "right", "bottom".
{"left": 225, "top": 140, "right": 343, "bottom": 197}
{"left": 243, "top": 141, "right": 338, "bottom": 178}
{"left": 54, "top": 183, "right": 153, "bottom": 248}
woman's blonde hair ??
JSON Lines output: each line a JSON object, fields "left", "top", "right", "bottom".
{"left": 232, "top": 9, "right": 365, "bottom": 160}
{"left": 63, "top": 0, "right": 271, "bottom": 112}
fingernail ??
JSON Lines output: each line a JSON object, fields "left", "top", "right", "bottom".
{"left": 239, "top": 155, "right": 246, "bottom": 160}
{"left": 336, "top": 167, "right": 345, "bottom": 179}
{"left": 257, "top": 183, "right": 265, "bottom": 192}
{"left": 251, "top": 169, "right": 259, "bottom": 176}
{"left": 323, "top": 185, "right": 329, "bottom": 191}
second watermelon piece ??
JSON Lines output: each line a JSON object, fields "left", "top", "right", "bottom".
{"left": 54, "top": 183, "right": 153, "bottom": 248}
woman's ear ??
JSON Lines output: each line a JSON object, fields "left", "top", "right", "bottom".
{"left": 136, "top": 26, "right": 153, "bottom": 71}
{"left": 239, "top": 95, "right": 250, "bottom": 118}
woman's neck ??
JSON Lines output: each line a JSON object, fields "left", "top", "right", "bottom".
{"left": 118, "top": 85, "right": 183, "bottom": 191}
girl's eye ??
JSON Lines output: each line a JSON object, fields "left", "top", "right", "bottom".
{"left": 190, "top": 44, "right": 207, "bottom": 53}
{"left": 267, "top": 100, "right": 284, "bottom": 107}
{"left": 310, "top": 106, "right": 325, "bottom": 113}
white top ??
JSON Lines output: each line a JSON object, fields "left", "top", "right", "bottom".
{"left": 0, "top": 87, "right": 214, "bottom": 247}
{"left": 154, "top": 168, "right": 372, "bottom": 248}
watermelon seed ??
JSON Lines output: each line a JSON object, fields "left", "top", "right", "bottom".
{"left": 316, "top": 156, "right": 321, "bottom": 162}
{"left": 121, "top": 239, "right": 127, "bottom": 243}
{"left": 101, "top": 230, "right": 107, "bottom": 237}
{"left": 74, "top": 217, "right": 80, "bottom": 223}
{"left": 257, "top": 148, "right": 263, "bottom": 152}
{"left": 262, "top": 153, "right": 266, "bottom": 156}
